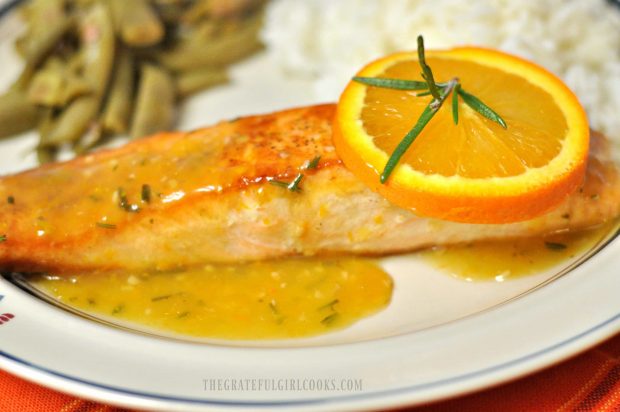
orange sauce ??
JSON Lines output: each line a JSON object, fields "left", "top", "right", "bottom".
{"left": 31, "top": 258, "right": 392, "bottom": 340}
{"left": 28, "top": 223, "right": 618, "bottom": 339}
{"left": 421, "top": 222, "right": 616, "bottom": 282}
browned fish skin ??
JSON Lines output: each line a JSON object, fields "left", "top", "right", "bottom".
{"left": 0, "top": 104, "right": 619, "bottom": 274}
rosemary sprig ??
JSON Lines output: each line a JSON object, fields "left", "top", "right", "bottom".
{"left": 353, "top": 35, "right": 507, "bottom": 183}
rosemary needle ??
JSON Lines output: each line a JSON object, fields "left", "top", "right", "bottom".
{"left": 306, "top": 155, "right": 321, "bottom": 170}
{"left": 381, "top": 104, "right": 436, "bottom": 183}
{"left": 417, "top": 36, "right": 441, "bottom": 102}
{"left": 353, "top": 77, "right": 429, "bottom": 91}
{"left": 270, "top": 173, "right": 303, "bottom": 192}
{"left": 271, "top": 156, "right": 318, "bottom": 192}
{"left": 452, "top": 83, "right": 460, "bottom": 125}
{"left": 381, "top": 80, "right": 458, "bottom": 182}
{"left": 458, "top": 88, "right": 507, "bottom": 128}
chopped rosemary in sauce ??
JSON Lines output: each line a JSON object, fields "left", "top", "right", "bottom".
{"left": 270, "top": 156, "right": 320, "bottom": 193}
{"left": 318, "top": 299, "right": 339, "bottom": 311}
{"left": 288, "top": 173, "right": 303, "bottom": 191}
{"left": 545, "top": 241, "right": 567, "bottom": 251}
{"left": 96, "top": 222, "right": 116, "bottom": 229}
{"left": 270, "top": 173, "right": 303, "bottom": 193}
{"left": 0, "top": 234, "right": 6, "bottom": 243}
{"left": 321, "top": 313, "right": 339, "bottom": 326}
{"left": 7, "top": 196, "right": 15, "bottom": 204}
{"left": 269, "top": 300, "right": 279, "bottom": 315}
{"left": 117, "top": 187, "right": 140, "bottom": 213}
{"left": 306, "top": 155, "right": 321, "bottom": 170}
{"left": 117, "top": 187, "right": 129, "bottom": 208}
{"left": 112, "top": 304, "right": 125, "bottom": 314}
{"left": 141, "top": 184, "right": 152, "bottom": 203}
{"left": 151, "top": 294, "right": 172, "bottom": 302}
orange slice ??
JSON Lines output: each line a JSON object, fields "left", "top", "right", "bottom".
{"left": 334, "top": 47, "right": 589, "bottom": 223}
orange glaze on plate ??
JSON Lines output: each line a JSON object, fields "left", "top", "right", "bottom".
{"left": 31, "top": 258, "right": 393, "bottom": 339}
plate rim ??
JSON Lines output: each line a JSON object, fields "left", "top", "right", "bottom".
{"left": 2, "top": 0, "right": 620, "bottom": 409}
{"left": 1, "top": 287, "right": 620, "bottom": 412}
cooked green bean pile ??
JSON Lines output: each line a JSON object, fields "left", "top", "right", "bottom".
{"left": 0, "top": 0, "right": 265, "bottom": 162}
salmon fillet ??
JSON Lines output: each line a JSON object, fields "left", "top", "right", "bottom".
{"left": 0, "top": 104, "right": 619, "bottom": 273}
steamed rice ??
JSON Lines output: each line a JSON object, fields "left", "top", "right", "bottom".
{"left": 262, "top": 0, "right": 620, "bottom": 160}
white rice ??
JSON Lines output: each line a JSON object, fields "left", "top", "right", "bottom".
{"left": 262, "top": 0, "right": 620, "bottom": 161}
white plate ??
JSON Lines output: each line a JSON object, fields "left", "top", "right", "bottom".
{"left": 1, "top": 2, "right": 620, "bottom": 411}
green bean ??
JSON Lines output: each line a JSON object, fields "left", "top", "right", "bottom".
{"left": 27, "top": 69, "right": 64, "bottom": 106}
{"left": 204, "top": 0, "right": 261, "bottom": 19}
{"left": 35, "top": 1, "right": 116, "bottom": 147}
{"left": 74, "top": 122, "right": 103, "bottom": 154}
{"left": 14, "top": 15, "right": 75, "bottom": 90}
{"left": 130, "top": 64, "right": 176, "bottom": 139}
{"left": 9, "top": 0, "right": 265, "bottom": 162}
{"left": 17, "top": 0, "right": 66, "bottom": 55}
{"left": 36, "top": 146, "right": 58, "bottom": 164}
{"left": 109, "top": 0, "right": 165, "bottom": 47}
{"left": 182, "top": 0, "right": 260, "bottom": 23}
{"left": 175, "top": 68, "right": 228, "bottom": 97}
{"left": 43, "top": 96, "right": 99, "bottom": 145}
{"left": 14, "top": 36, "right": 27, "bottom": 58}
{"left": 15, "top": 0, "right": 70, "bottom": 88}
{"left": 27, "top": 63, "right": 92, "bottom": 107}
{"left": 157, "top": 12, "right": 263, "bottom": 71}
{"left": 0, "top": 91, "right": 40, "bottom": 139}
{"left": 37, "top": 107, "right": 57, "bottom": 142}
{"left": 101, "top": 49, "right": 134, "bottom": 134}
{"left": 78, "top": 2, "right": 115, "bottom": 95}
{"left": 154, "top": 0, "right": 194, "bottom": 23}
{"left": 180, "top": 0, "right": 211, "bottom": 24}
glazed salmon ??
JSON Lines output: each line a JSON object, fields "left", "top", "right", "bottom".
{"left": 0, "top": 104, "right": 619, "bottom": 273}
